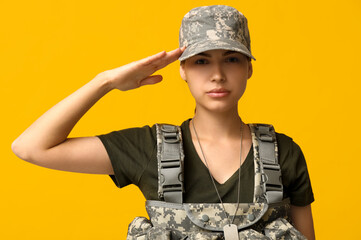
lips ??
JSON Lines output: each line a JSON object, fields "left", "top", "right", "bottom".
{"left": 206, "top": 88, "right": 230, "bottom": 98}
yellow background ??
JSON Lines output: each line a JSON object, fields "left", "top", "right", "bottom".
{"left": 1, "top": 0, "right": 360, "bottom": 239}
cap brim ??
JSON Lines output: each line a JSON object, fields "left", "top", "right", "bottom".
{"left": 179, "top": 39, "right": 256, "bottom": 61}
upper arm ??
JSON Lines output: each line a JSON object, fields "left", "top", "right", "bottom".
{"left": 21, "top": 136, "right": 114, "bottom": 174}
{"left": 291, "top": 204, "right": 315, "bottom": 240}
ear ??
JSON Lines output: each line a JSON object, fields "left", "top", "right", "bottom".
{"left": 247, "top": 61, "right": 253, "bottom": 79}
{"left": 179, "top": 64, "right": 187, "bottom": 81}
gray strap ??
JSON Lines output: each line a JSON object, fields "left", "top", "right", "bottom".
{"left": 156, "top": 124, "right": 184, "bottom": 203}
{"left": 253, "top": 124, "right": 283, "bottom": 204}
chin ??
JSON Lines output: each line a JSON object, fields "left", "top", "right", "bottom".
{"left": 195, "top": 97, "right": 239, "bottom": 114}
{"left": 204, "top": 104, "right": 238, "bottom": 114}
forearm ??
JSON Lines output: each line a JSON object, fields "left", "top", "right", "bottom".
{"left": 12, "top": 73, "right": 113, "bottom": 161}
{"left": 12, "top": 48, "right": 184, "bottom": 167}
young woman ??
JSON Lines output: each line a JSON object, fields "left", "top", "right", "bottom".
{"left": 12, "top": 5, "right": 315, "bottom": 239}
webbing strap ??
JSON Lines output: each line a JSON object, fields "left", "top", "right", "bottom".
{"left": 155, "top": 123, "right": 282, "bottom": 204}
{"left": 156, "top": 124, "right": 184, "bottom": 203}
{"left": 252, "top": 124, "right": 283, "bottom": 204}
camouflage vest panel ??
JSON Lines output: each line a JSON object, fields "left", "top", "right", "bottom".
{"left": 126, "top": 124, "right": 307, "bottom": 240}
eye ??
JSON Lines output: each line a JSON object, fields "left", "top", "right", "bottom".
{"left": 225, "top": 57, "right": 240, "bottom": 63}
{"left": 194, "top": 59, "right": 208, "bottom": 64}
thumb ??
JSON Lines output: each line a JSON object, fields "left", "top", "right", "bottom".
{"left": 139, "top": 75, "right": 163, "bottom": 87}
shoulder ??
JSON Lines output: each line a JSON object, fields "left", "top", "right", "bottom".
{"left": 249, "top": 124, "right": 302, "bottom": 158}
{"left": 270, "top": 129, "right": 308, "bottom": 183}
{"left": 275, "top": 131, "right": 303, "bottom": 162}
{"left": 100, "top": 124, "right": 155, "bottom": 136}
{"left": 273, "top": 130, "right": 314, "bottom": 206}
{"left": 276, "top": 132, "right": 297, "bottom": 150}
{"left": 97, "top": 125, "right": 159, "bottom": 152}
{"left": 97, "top": 119, "right": 191, "bottom": 146}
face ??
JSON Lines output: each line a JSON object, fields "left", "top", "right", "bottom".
{"left": 180, "top": 49, "right": 253, "bottom": 113}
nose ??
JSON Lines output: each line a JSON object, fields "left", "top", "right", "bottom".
{"left": 210, "top": 63, "right": 226, "bottom": 83}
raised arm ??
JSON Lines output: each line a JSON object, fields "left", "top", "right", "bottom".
{"left": 11, "top": 47, "right": 185, "bottom": 174}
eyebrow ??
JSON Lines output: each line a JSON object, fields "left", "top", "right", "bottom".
{"left": 195, "top": 51, "right": 239, "bottom": 57}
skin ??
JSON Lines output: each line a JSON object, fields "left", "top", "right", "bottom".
{"left": 182, "top": 50, "right": 315, "bottom": 239}
{"left": 12, "top": 47, "right": 315, "bottom": 239}
{"left": 181, "top": 50, "right": 253, "bottom": 184}
{"left": 11, "top": 48, "right": 184, "bottom": 174}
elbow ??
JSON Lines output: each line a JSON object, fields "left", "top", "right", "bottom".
{"left": 11, "top": 137, "right": 32, "bottom": 162}
{"left": 12, "top": 137, "right": 50, "bottom": 167}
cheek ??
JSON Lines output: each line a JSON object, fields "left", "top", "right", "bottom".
{"left": 240, "top": 81, "right": 247, "bottom": 94}
{"left": 236, "top": 78, "right": 248, "bottom": 98}
{"left": 186, "top": 81, "right": 201, "bottom": 98}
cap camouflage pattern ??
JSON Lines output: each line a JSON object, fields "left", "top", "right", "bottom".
{"left": 179, "top": 5, "right": 256, "bottom": 61}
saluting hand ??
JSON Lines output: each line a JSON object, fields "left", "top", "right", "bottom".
{"left": 100, "top": 47, "right": 185, "bottom": 91}
{"left": 11, "top": 46, "right": 186, "bottom": 174}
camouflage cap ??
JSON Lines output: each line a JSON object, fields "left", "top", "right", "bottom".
{"left": 179, "top": 5, "right": 256, "bottom": 61}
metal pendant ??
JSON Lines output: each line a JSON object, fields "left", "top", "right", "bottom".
{"left": 223, "top": 224, "right": 239, "bottom": 240}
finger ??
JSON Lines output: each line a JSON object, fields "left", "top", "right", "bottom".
{"left": 141, "top": 51, "right": 166, "bottom": 66}
{"left": 134, "top": 47, "right": 185, "bottom": 77}
{"left": 146, "top": 47, "right": 185, "bottom": 71}
{"left": 139, "top": 75, "right": 163, "bottom": 87}
{"left": 165, "top": 47, "right": 186, "bottom": 62}
{"left": 145, "top": 47, "right": 184, "bottom": 67}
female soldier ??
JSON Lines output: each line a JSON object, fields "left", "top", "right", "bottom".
{"left": 12, "top": 5, "right": 315, "bottom": 239}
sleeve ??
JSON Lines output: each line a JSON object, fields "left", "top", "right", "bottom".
{"left": 277, "top": 133, "right": 315, "bottom": 206}
{"left": 97, "top": 125, "right": 157, "bottom": 188}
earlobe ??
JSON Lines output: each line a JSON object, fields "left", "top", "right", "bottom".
{"left": 180, "top": 65, "right": 187, "bottom": 81}
{"left": 247, "top": 61, "right": 253, "bottom": 79}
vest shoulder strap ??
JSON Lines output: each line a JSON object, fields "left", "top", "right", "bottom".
{"left": 156, "top": 124, "right": 185, "bottom": 203}
{"left": 249, "top": 123, "right": 283, "bottom": 204}
{"left": 155, "top": 123, "right": 283, "bottom": 204}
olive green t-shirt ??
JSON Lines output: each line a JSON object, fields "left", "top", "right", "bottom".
{"left": 97, "top": 119, "right": 314, "bottom": 206}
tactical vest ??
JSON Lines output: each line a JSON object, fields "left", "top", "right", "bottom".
{"left": 126, "top": 124, "right": 307, "bottom": 240}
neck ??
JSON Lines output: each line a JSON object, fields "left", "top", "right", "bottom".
{"left": 191, "top": 107, "right": 243, "bottom": 141}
